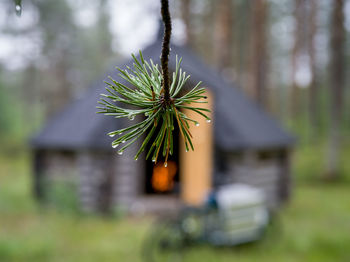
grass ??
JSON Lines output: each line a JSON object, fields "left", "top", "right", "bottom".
{"left": 0, "top": 145, "right": 350, "bottom": 262}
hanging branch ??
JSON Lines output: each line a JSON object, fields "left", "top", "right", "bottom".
{"left": 97, "top": 0, "right": 211, "bottom": 166}
{"left": 160, "top": 0, "right": 172, "bottom": 103}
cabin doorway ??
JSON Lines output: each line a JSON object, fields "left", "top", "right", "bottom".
{"left": 144, "top": 123, "right": 180, "bottom": 195}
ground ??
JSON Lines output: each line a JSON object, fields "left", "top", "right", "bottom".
{"left": 0, "top": 144, "right": 350, "bottom": 262}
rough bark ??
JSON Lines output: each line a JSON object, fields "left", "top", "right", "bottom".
{"left": 33, "top": 150, "right": 45, "bottom": 201}
{"left": 290, "top": 0, "right": 304, "bottom": 118}
{"left": 160, "top": 0, "right": 172, "bottom": 102}
{"left": 180, "top": 0, "right": 193, "bottom": 46}
{"left": 236, "top": 1, "right": 251, "bottom": 88}
{"left": 326, "top": 0, "right": 345, "bottom": 180}
{"left": 213, "top": 0, "right": 233, "bottom": 71}
{"left": 53, "top": 56, "right": 71, "bottom": 115}
{"left": 251, "top": 0, "right": 268, "bottom": 107}
{"left": 308, "top": 0, "right": 318, "bottom": 132}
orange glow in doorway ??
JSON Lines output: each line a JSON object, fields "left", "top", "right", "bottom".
{"left": 152, "top": 161, "right": 177, "bottom": 192}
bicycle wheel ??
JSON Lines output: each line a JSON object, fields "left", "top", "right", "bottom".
{"left": 142, "top": 219, "right": 185, "bottom": 262}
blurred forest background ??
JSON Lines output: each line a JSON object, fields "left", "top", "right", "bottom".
{"left": 1, "top": 0, "right": 350, "bottom": 179}
{"left": 1, "top": 0, "right": 350, "bottom": 261}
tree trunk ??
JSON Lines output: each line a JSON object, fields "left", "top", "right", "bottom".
{"left": 290, "top": 0, "right": 305, "bottom": 118}
{"left": 236, "top": 1, "right": 251, "bottom": 88}
{"left": 213, "top": 0, "right": 233, "bottom": 71}
{"left": 180, "top": 0, "right": 193, "bottom": 46}
{"left": 48, "top": 55, "right": 71, "bottom": 116}
{"left": 326, "top": 0, "right": 345, "bottom": 180}
{"left": 22, "top": 65, "right": 38, "bottom": 133}
{"left": 251, "top": 0, "right": 268, "bottom": 107}
{"left": 308, "top": 0, "right": 318, "bottom": 133}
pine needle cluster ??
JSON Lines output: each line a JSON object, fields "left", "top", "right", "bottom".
{"left": 97, "top": 52, "right": 211, "bottom": 166}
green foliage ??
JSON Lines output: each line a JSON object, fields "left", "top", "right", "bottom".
{"left": 0, "top": 83, "right": 13, "bottom": 137}
{"left": 1, "top": 151, "right": 350, "bottom": 262}
{"left": 294, "top": 139, "right": 350, "bottom": 183}
{"left": 0, "top": 80, "right": 23, "bottom": 143}
{"left": 97, "top": 52, "right": 211, "bottom": 165}
{"left": 45, "top": 179, "right": 79, "bottom": 213}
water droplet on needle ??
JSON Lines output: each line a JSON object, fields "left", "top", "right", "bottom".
{"left": 15, "top": 5, "right": 22, "bottom": 16}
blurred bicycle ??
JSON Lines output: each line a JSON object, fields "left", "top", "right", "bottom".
{"left": 142, "top": 184, "right": 269, "bottom": 262}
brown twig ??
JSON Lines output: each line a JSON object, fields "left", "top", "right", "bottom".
{"left": 160, "top": 0, "right": 172, "bottom": 103}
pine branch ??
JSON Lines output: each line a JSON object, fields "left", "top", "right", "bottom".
{"left": 97, "top": 0, "right": 212, "bottom": 166}
{"left": 160, "top": 0, "right": 172, "bottom": 103}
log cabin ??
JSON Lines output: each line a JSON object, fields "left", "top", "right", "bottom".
{"left": 31, "top": 36, "right": 295, "bottom": 214}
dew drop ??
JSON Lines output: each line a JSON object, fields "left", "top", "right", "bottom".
{"left": 128, "top": 114, "right": 135, "bottom": 120}
{"left": 195, "top": 122, "right": 200, "bottom": 127}
{"left": 185, "top": 149, "right": 189, "bottom": 152}
{"left": 134, "top": 157, "right": 138, "bottom": 161}
{"left": 164, "top": 162, "right": 168, "bottom": 167}
{"left": 206, "top": 119, "right": 211, "bottom": 123}
{"left": 112, "top": 144, "right": 119, "bottom": 148}
{"left": 15, "top": 5, "right": 21, "bottom": 16}
{"left": 109, "top": 134, "right": 116, "bottom": 137}
{"left": 122, "top": 140, "right": 126, "bottom": 143}
{"left": 152, "top": 158, "right": 156, "bottom": 162}
{"left": 117, "top": 150, "right": 123, "bottom": 155}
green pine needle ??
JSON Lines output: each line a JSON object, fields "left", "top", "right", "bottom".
{"left": 97, "top": 51, "right": 211, "bottom": 166}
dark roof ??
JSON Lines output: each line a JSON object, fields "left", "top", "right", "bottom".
{"left": 31, "top": 40, "right": 295, "bottom": 151}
